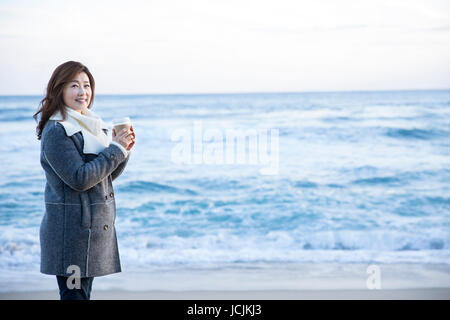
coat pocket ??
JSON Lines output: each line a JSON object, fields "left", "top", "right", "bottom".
{"left": 80, "top": 193, "right": 91, "bottom": 229}
{"left": 90, "top": 199, "right": 115, "bottom": 230}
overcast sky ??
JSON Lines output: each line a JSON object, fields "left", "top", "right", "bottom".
{"left": 0, "top": 0, "right": 449, "bottom": 94}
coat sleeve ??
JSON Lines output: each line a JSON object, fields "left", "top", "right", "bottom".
{"left": 42, "top": 122, "right": 127, "bottom": 192}
{"left": 111, "top": 152, "right": 130, "bottom": 181}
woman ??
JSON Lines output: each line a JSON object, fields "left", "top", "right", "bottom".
{"left": 33, "top": 61, "right": 135, "bottom": 300}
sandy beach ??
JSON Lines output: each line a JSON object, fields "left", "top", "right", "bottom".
{"left": 1, "top": 263, "right": 449, "bottom": 300}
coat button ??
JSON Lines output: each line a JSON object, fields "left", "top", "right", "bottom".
{"left": 104, "top": 225, "right": 109, "bottom": 231}
{"left": 104, "top": 195, "right": 108, "bottom": 200}
{"left": 110, "top": 192, "right": 114, "bottom": 198}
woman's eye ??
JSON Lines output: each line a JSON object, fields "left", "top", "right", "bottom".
{"left": 84, "top": 85, "right": 90, "bottom": 88}
{"left": 71, "top": 84, "right": 78, "bottom": 88}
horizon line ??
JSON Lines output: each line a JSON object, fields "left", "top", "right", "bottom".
{"left": 1, "top": 87, "right": 449, "bottom": 97}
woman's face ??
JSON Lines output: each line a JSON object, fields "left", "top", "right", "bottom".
{"left": 62, "top": 72, "right": 92, "bottom": 113}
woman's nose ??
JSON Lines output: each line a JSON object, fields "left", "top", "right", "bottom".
{"left": 78, "top": 87, "right": 87, "bottom": 95}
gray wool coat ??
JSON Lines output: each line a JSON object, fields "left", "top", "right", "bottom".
{"left": 39, "top": 119, "right": 130, "bottom": 278}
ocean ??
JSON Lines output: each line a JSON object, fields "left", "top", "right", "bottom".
{"left": 0, "top": 90, "right": 449, "bottom": 290}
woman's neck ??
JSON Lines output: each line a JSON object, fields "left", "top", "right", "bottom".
{"left": 66, "top": 106, "right": 85, "bottom": 115}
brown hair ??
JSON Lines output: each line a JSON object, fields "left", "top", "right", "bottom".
{"left": 33, "top": 61, "right": 95, "bottom": 140}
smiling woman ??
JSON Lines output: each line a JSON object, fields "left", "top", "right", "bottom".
{"left": 33, "top": 62, "right": 96, "bottom": 139}
{"left": 62, "top": 72, "right": 92, "bottom": 114}
{"left": 32, "top": 61, "right": 136, "bottom": 300}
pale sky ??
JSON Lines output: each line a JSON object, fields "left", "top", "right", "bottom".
{"left": 0, "top": 0, "right": 449, "bottom": 94}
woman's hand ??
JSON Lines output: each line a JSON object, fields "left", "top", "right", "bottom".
{"left": 112, "top": 126, "right": 135, "bottom": 151}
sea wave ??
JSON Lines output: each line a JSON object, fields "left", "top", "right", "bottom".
{"left": 1, "top": 227, "right": 449, "bottom": 270}
{"left": 118, "top": 180, "right": 198, "bottom": 195}
{"left": 385, "top": 128, "right": 448, "bottom": 140}
{"left": 351, "top": 176, "right": 401, "bottom": 185}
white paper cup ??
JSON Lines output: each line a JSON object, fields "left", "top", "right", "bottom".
{"left": 112, "top": 117, "right": 131, "bottom": 135}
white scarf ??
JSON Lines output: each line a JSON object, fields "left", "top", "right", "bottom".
{"left": 49, "top": 107, "right": 111, "bottom": 155}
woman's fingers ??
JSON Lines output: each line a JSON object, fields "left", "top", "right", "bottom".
{"left": 112, "top": 127, "right": 135, "bottom": 150}
{"left": 123, "top": 132, "right": 134, "bottom": 140}
{"left": 117, "top": 128, "right": 131, "bottom": 138}
{"left": 126, "top": 140, "right": 135, "bottom": 151}
{"left": 121, "top": 131, "right": 135, "bottom": 145}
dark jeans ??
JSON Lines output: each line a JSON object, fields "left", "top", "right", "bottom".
{"left": 56, "top": 275, "right": 94, "bottom": 300}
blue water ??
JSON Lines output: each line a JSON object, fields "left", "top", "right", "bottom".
{"left": 1, "top": 90, "right": 450, "bottom": 277}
